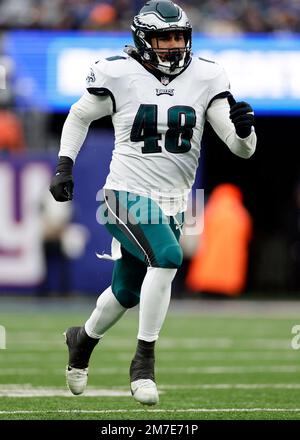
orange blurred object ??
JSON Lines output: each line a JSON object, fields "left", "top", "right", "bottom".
{"left": 90, "top": 4, "right": 117, "bottom": 26}
{"left": 186, "top": 183, "right": 252, "bottom": 296}
{"left": 0, "top": 109, "right": 25, "bottom": 153}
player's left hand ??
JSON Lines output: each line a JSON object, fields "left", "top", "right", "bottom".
{"left": 49, "top": 156, "right": 74, "bottom": 202}
{"left": 228, "top": 95, "right": 254, "bottom": 139}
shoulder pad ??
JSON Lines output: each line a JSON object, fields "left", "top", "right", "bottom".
{"left": 85, "top": 59, "right": 116, "bottom": 111}
{"left": 86, "top": 59, "right": 111, "bottom": 88}
{"left": 193, "top": 57, "right": 225, "bottom": 81}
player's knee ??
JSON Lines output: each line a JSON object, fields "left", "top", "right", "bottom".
{"left": 155, "top": 243, "right": 183, "bottom": 269}
{"left": 111, "top": 288, "right": 140, "bottom": 308}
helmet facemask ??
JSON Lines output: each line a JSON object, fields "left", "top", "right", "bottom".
{"left": 142, "top": 29, "right": 191, "bottom": 75}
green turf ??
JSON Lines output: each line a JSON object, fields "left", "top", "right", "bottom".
{"left": 0, "top": 302, "right": 300, "bottom": 420}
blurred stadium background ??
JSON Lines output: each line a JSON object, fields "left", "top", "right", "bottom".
{"left": 1, "top": 0, "right": 300, "bottom": 420}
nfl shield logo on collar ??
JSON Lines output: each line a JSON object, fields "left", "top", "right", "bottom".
{"left": 161, "top": 76, "right": 170, "bottom": 86}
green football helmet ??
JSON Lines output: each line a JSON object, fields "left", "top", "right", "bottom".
{"left": 131, "top": 1, "right": 192, "bottom": 75}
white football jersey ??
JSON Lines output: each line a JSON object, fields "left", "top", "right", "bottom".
{"left": 60, "top": 55, "right": 256, "bottom": 215}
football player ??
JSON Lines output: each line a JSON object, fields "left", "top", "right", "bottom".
{"left": 50, "top": 0, "right": 256, "bottom": 406}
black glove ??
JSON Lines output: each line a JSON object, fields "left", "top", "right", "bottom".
{"left": 49, "top": 156, "right": 74, "bottom": 202}
{"left": 228, "top": 95, "right": 254, "bottom": 139}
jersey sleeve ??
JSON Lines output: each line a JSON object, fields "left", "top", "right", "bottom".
{"left": 58, "top": 60, "right": 116, "bottom": 162}
{"left": 58, "top": 90, "right": 113, "bottom": 161}
{"left": 85, "top": 60, "right": 116, "bottom": 113}
{"left": 206, "top": 66, "right": 231, "bottom": 110}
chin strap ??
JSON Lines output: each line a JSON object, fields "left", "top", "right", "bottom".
{"left": 170, "top": 51, "right": 183, "bottom": 72}
{"left": 123, "top": 45, "right": 143, "bottom": 62}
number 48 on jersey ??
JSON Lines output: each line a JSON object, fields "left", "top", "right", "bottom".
{"left": 130, "top": 104, "right": 196, "bottom": 154}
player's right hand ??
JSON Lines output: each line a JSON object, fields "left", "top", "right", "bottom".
{"left": 49, "top": 156, "right": 74, "bottom": 202}
{"left": 227, "top": 94, "right": 254, "bottom": 139}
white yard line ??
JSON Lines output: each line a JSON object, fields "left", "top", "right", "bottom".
{"left": 0, "top": 365, "right": 299, "bottom": 375}
{"left": 0, "top": 408, "right": 300, "bottom": 414}
{"left": 3, "top": 351, "right": 298, "bottom": 363}
{"left": 4, "top": 337, "right": 292, "bottom": 350}
{"left": 0, "top": 383, "right": 300, "bottom": 397}
{"left": 159, "top": 383, "right": 300, "bottom": 390}
{"left": 0, "top": 387, "right": 130, "bottom": 397}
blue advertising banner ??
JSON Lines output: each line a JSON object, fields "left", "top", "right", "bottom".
{"left": 0, "top": 130, "right": 115, "bottom": 294}
{"left": 3, "top": 31, "right": 300, "bottom": 114}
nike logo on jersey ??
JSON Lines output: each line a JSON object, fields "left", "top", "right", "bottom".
{"left": 156, "top": 88, "right": 175, "bottom": 96}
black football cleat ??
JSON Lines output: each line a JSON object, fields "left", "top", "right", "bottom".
{"left": 130, "top": 355, "right": 159, "bottom": 405}
{"left": 64, "top": 326, "right": 98, "bottom": 395}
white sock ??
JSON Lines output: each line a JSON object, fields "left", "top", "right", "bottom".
{"left": 84, "top": 286, "right": 127, "bottom": 339}
{"left": 138, "top": 267, "right": 177, "bottom": 342}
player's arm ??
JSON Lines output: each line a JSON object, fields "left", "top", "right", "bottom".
{"left": 206, "top": 94, "right": 256, "bottom": 159}
{"left": 50, "top": 89, "right": 113, "bottom": 202}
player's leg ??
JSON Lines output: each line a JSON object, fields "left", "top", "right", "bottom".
{"left": 102, "top": 190, "right": 183, "bottom": 405}
{"left": 130, "top": 216, "right": 182, "bottom": 405}
{"left": 65, "top": 248, "right": 146, "bottom": 395}
{"left": 84, "top": 246, "right": 147, "bottom": 339}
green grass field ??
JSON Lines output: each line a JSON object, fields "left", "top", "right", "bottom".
{"left": 0, "top": 298, "right": 300, "bottom": 420}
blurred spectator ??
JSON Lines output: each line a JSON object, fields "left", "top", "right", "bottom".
{"left": 186, "top": 183, "right": 252, "bottom": 296}
{"left": 39, "top": 191, "right": 73, "bottom": 296}
{"left": 0, "top": 43, "right": 25, "bottom": 154}
{"left": 88, "top": 3, "right": 117, "bottom": 28}
{"left": 38, "top": 191, "right": 89, "bottom": 296}
{"left": 0, "top": 0, "right": 299, "bottom": 33}
{"left": 0, "top": 104, "right": 25, "bottom": 154}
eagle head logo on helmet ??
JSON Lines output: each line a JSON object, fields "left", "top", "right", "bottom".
{"left": 131, "top": 0, "right": 192, "bottom": 76}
